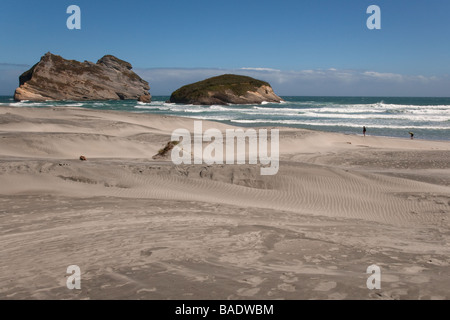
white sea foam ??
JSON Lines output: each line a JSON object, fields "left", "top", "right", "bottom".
{"left": 229, "top": 119, "right": 449, "bottom": 130}
{"left": 134, "top": 105, "right": 160, "bottom": 110}
{"left": 304, "top": 107, "right": 385, "bottom": 114}
{"left": 183, "top": 109, "right": 205, "bottom": 113}
{"left": 380, "top": 103, "right": 450, "bottom": 109}
{"left": 92, "top": 102, "right": 109, "bottom": 107}
{"left": 242, "top": 112, "right": 301, "bottom": 117}
{"left": 64, "top": 103, "right": 84, "bottom": 107}
{"left": 252, "top": 106, "right": 306, "bottom": 112}
{"left": 7, "top": 101, "right": 47, "bottom": 107}
{"left": 210, "top": 105, "right": 231, "bottom": 111}
{"left": 298, "top": 112, "right": 449, "bottom": 122}
{"left": 134, "top": 99, "right": 449, "bottom": 133}
{"left": 178, "top": 115, "right": 235, "bottom": 121}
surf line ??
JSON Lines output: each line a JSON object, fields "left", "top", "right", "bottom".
{"left": 171, "top": 120, "right": 279, "bottom": 175}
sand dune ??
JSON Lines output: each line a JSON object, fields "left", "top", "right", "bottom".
{"left": 0, "top": 106, "right": 449, "bottom": 299}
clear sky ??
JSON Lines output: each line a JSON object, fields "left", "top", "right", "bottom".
{"left": 0, "top": 0, "right": 449, "bottom": 96}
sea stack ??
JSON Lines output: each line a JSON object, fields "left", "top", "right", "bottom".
{"left": 14, "top": 52, "right": 151, "bottom": 102}
{"left": 169, "top": 74, "right": 283, "bottom": 105}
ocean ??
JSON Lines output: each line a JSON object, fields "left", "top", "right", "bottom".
{"left": 1, "top": 96, "right": 449, "bottom": 141}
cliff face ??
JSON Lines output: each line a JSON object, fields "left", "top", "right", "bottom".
{"left": 14, "top": 53, "right": 151, "bottom": 102}
{"left": 169, "top": 74, "right": 283, "bottom": 105}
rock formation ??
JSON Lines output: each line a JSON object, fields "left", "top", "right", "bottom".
{"left": 14, "top": 52, "right": 151, "bottom": 102}
{"left": 169, "top": 74, "right": 283, "bottom": 105}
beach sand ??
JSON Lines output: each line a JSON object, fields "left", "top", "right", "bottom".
{"left": 0, "top": 106, "right": 449, "bottom": 300}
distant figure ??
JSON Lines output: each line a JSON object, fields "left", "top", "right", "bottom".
{"left": 409, "top": 132, "right": 414, "bottom": 140}
{"left": 363, "top": 126, "right": 367, "bottom": 137}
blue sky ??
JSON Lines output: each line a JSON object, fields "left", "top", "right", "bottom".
{"left": 0, "top": 0, "right": 449, "bottom": 96}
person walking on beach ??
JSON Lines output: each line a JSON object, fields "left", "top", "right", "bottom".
{"left": 363, "top": 126, "right": 367, "bottom": 137}
{"left": 409, "top": 131, "right": 414, "bottom": 139}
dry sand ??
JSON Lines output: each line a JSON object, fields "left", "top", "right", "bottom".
{"left": 0, "top": 106, "right": 449, "bottom": 300}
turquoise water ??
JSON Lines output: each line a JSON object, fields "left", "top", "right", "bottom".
{"left": 1, "top": 96, "right": 449, "bottom": 141}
